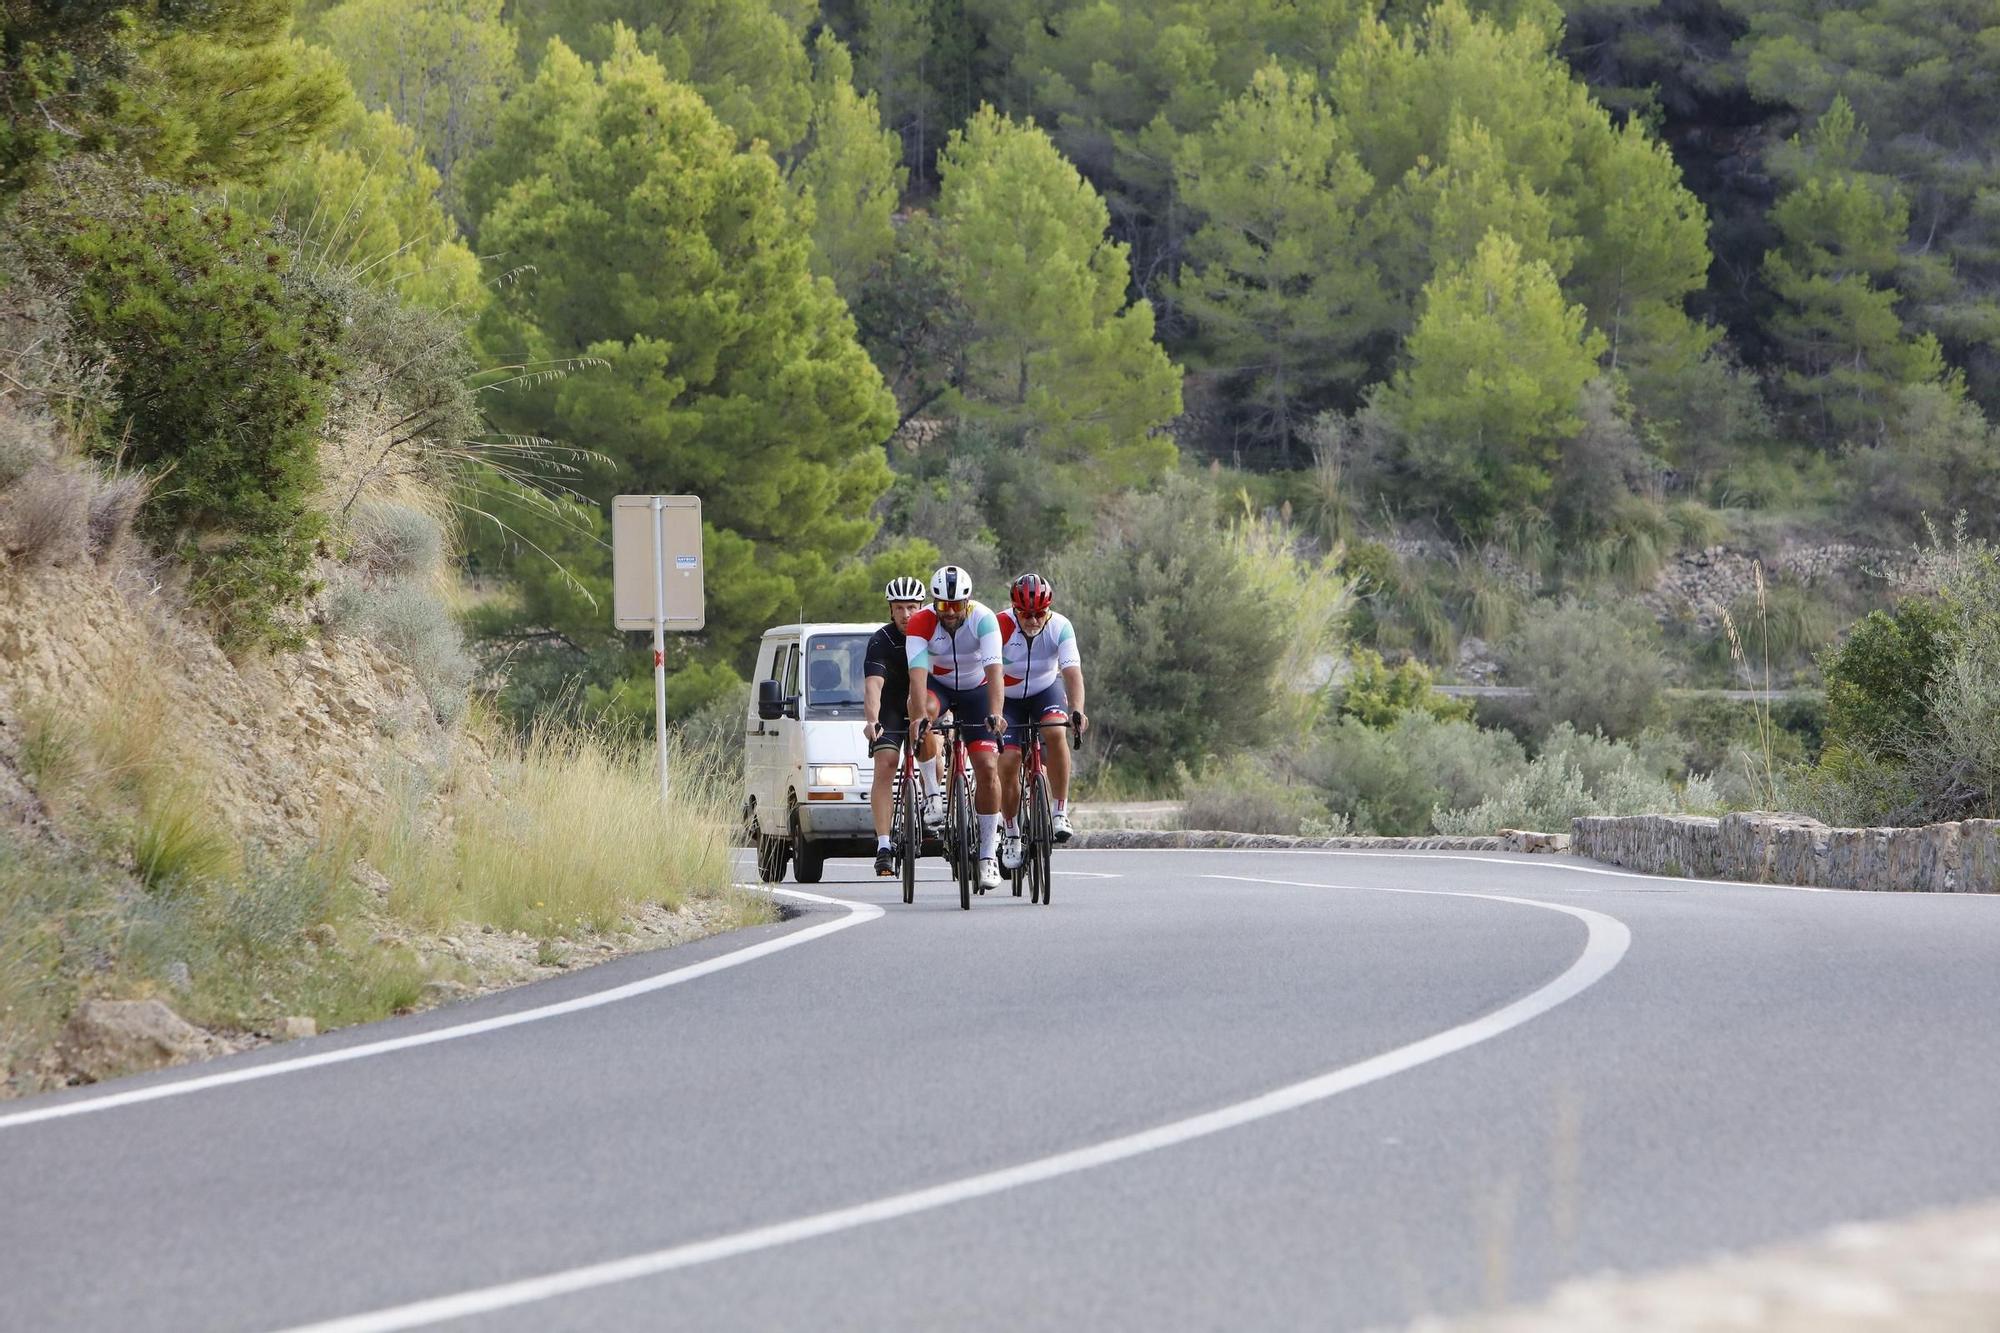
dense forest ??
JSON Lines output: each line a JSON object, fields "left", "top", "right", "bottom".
{"left": 6, "top": 0, "right": 2000, "bottom": 829}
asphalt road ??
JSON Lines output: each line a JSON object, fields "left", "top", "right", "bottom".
{"left": 5, "top": 848, "right": 2000, "bottom": 1332}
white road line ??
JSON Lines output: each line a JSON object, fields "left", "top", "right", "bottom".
{"left": 0, "top": 888, "right": 878, "bottom": 1133}
{"left": 279, "top": 876, "right": 1630, "bottom": 1333}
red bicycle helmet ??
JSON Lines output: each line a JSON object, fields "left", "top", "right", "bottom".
{"left": 1010, "top": 572, "right": 1053, "bottom": 614}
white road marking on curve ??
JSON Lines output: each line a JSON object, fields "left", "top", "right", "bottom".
{"left": 0, "top": 888, "right": 878, "bottom": 1133}
{"left": 1075, "top": 845, "right": 1849, "bottom": 893}
{"left": 277, "top": 875, "right": 1630, "bottom": 1333}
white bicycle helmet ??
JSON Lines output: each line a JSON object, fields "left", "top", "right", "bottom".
{"left": 930, "top": 565, "right": 973, "bottom": 600}
{"left": 883, "top": 575, "right": 926, "bottom": 602}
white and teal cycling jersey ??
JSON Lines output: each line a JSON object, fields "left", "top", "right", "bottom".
{"left": 998, "top": 610, "right": 1081, "bottom": 699}
{"left": 904, "top": 601, "right": 1002, "bottom": 690}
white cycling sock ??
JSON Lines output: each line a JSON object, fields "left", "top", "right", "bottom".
{"left": 919, "top": 759, "right": 941, "bottom": 797}
{"left": 1054, "top": 798, "right": 1068, "bottom": 814}
{"left": 1004, "top": 816, "right": 1019, "bottom": 835}
{"left": 979, "top": 813, "right": 999, "bottom": 859}
{"left": 877, "top": 834, "right": 891, "bottom": 852}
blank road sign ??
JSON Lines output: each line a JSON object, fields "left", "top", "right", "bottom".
{"left": 612, "top": 495, "right": 705, "bottom": 630}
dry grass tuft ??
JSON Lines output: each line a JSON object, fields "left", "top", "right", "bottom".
{"left": 0, "top": 463, "right": 90, "bottom": 568}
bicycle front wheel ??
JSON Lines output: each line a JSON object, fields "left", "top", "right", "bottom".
{"left": 898, "top": 767, "right": 917, "bottom": 905}
{"left": 952, "top": 769, "right": 973, "bottom": 910}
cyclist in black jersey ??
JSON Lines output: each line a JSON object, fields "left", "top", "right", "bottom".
{"left": 863, "top": 577, "right": 939, "bottom": 875}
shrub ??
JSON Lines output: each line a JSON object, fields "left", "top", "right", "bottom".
{"left": 1049, "top": 475, "right": 1285, "bottom": 781}
{"left": 1819, "top": 599, "right": 1953, "bottom": 762}
{"left": 349, "top": 500, "right": 446, "bottom": 581}
{"left": 0, "top": 406, "right": 52, "bottom": 485}
{"left": 1727, "top": 577, "right": 1845, "bottom": 674}
{"left": 1180, "top": 753, "right": 1333, "bottom": 835}
{"left": 1301, "top": 712, "right": 1526, "bottom": 835}
{"left": 1434, "top": 725, "right": 1718, "bottom": 835}
{"left": 0, "top": 461, "right": 88, "bottom": 567}
{"left": 1503, "top": 600, "right": 1668, "bottom": 739}
{"left": 1791, "top": 525, "right": 2000, "bottom": 824}
{"left": 326, "top": 576, "right": 474, "bottom": 724}
{"left": 1231, "top": 512, "right": 1353, "bottom": 728}
{"left": 1334, "top": 650, "right": 1473, "bottom": 728}
{"left": 58, "top": 194, "right": 344, "bottom": 643}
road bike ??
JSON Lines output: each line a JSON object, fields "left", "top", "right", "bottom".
{"left": 1009, "top": 717, "right": 1076, "bottom": 906}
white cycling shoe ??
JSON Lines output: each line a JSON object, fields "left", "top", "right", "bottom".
{"left": 1052, "top": 811, "right": 1074, "bottom": 843}
{"left": 922, "top": 795, "right": 945, "bottom": 829}
{"left": 978, "top": 857, "right": 1001, "bottom": 891}
{"left": 998, "top": 832, "right": 1023, "bottom": 871}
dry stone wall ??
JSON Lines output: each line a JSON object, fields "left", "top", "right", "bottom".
{"left": 1573, "top": 812, "right": 2000, "bottom": 893}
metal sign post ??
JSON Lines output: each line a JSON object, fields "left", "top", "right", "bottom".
{"left": 611, "top": 495, "right": 704, "bottom": 804}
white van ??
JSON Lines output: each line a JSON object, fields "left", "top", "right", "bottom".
{"left": 743, "top": 622, "right": 881, "bottom": 883}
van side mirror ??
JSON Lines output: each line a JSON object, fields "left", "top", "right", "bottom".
{"left": 756, "top": 679, "right": 785, "bottom": 721}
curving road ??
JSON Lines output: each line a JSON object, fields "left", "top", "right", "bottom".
{"left": 4, "top": 849, "right": 2000, "bottom": 1331}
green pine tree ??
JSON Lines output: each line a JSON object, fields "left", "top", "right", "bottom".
{"left": 466, "top": 28, "right": 905, "bottom": 667}
{"left": 787, "top": 32, "right": 906, "bottom": 303}
{"left": 1171, "top": 63, "right": 1390, "bottom": 456}
{"left": 1761, "top": 97, "right": 1949, "bottom": 448}
{"left": 319, "top": 0, "right": 520, "bottom": 211}
{"left": 1382, "top": 228, "right": 1607, "bottom": 526}
{"left": 507, "top": 0, "right": 814, "bottom": 150}
{"left": 935, "top": 105, "right": 1183, "bottom": 484}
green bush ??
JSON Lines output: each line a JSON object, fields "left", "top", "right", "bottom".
{"left": 1820, "top": 599, "right": 1954, "bottom": 762}
{"left": 60, "top": 194, "right": 344, "bottom": 643}
{"left": 1791, "top": 528, "right": 2000, "bottom": 824}
{"left": 1503, "top": 600, "right": 1669, "bottom": 739}
{"left": 1180, "top": 753, "right": 1334, "bottom": 835}
{"left": 1301, "top": 712, "right": 1526, "bottom": 835}
{"left": 1050, "top": 475, "right": 1285, "bottom": 781}
{"left": 1334, "top": 650, "right": 1473, "bottom": 728}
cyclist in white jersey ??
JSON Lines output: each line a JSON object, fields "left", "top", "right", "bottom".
{"left": 995, "top": 572, "right": 1088, "bottom": 870}
{"left": 904, "top": 565, "right": 1009, "bottom": 892}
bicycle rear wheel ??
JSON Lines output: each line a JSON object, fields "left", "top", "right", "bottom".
{"left": 1032, "top": 771, "right": 1053, "bottom": 905}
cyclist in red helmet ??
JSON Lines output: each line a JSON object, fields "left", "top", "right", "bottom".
{"left": 995, "top": 571, "right": 1089, "bottom": 869}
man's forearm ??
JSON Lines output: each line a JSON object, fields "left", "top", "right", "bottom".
{"left": 1064, "top": 666, "right": 1085, "bottom": 715}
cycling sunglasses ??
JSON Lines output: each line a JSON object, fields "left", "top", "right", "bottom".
{"left": 936, "top": 598, "right": 970, "bottom": 614}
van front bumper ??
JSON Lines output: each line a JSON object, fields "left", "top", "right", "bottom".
{"left": 797, "top": 793, "right": 873, "bottom": 837}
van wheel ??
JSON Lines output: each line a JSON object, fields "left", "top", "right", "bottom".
{"left": 790, "top": 809, "right": 825, "bottom": 884}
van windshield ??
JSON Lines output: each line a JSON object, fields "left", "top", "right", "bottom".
{"left": 804, "top": 634, "right": 868, "bottom": 715}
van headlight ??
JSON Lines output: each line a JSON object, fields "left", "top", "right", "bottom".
{"left": 809, "top": 765, "right": 858, "bottom": 787}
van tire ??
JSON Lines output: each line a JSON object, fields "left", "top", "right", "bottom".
{"left": 790, "top": 808, "right": 825, "bottom": 884}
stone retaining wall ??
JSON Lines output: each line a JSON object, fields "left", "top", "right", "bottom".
{"left": 1067, "top": 829, "right": 1570, "bottom": 854}
{"left": 1572, "top": 812, "right": 2000, "bottom": 893}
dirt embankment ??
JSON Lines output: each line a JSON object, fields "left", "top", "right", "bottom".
{"left": 0, "top": 410, "right": 758, "bottom": 1097}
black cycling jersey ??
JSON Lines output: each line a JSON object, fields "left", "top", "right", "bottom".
{"left": 864, "top": 622, "right": 911, "bottom": 717}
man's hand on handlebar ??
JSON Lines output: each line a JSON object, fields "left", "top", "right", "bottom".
{"left": 863, "top": 719, "right": 882, "bottom": 742}
{"left": 986, "top": 714, "right": 1008, "bottom": 740}
{"left": 1071, "top": 709, "right": 1089, "bottom": 737}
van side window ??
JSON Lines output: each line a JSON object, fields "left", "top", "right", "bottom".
{"left": 780, "top": 643, "right": 801, "bottom": 699}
